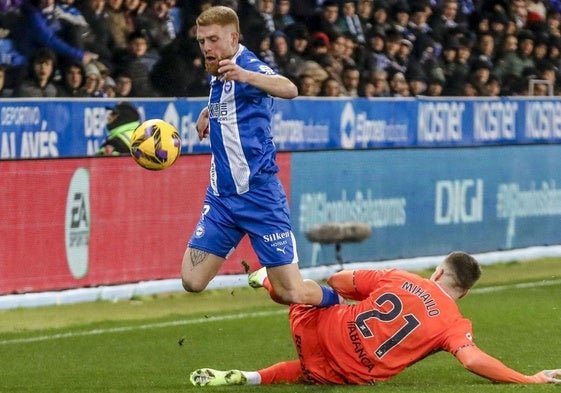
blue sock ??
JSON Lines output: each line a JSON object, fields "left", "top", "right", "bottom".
{"left": 318, "top": 285, "right": 340, "bottom": 307}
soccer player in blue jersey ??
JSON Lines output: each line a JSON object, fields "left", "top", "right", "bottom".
{"left": 180, "top": 5, "right": 341, "bottom": 308}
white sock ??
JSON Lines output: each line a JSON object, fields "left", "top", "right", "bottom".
{"left": 241, "top": 371, "right": 261, "bottom": 385}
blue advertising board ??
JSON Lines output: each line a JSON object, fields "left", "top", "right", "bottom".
{"left": 291, "top": 145, "right": 561, "bottom": 267}
{"left": 2, "top": 97, "right": 561, "bottom": 159}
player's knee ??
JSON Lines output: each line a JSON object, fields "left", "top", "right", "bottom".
{"left": 181, "top": 276, "right": 207, "bottom": 293}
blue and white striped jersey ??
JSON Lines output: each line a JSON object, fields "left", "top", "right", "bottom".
{"left": 207, "top": 44, "right": 280, "bottom": 196}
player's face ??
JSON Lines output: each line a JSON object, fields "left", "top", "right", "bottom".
{"left": 197, "top": 23, "right": 239, "bottom": 76}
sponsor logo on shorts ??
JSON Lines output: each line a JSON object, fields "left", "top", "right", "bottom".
{"left": 263, "top": 231, "right": 290, "bottom": 243}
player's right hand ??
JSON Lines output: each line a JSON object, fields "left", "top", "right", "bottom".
{"left": 196, "top": 108, "right": 210, "bottom": 141}
{"left": 535, "top": 369, "right": 561, "bottom": 383}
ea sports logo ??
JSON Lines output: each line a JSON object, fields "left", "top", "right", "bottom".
{"left": 65, "top": 167, "right": 90, "bottom": 279}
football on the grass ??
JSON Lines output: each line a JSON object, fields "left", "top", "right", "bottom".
{"left": 130, "top": 119, "right": 181, "bottom": 171}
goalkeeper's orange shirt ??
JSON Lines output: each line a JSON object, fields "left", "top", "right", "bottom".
{"left": 289, "top": 269, "right": 475, "bottom": 384}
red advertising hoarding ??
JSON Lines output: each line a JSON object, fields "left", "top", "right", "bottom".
{"left": 0, "top": 154, "right": 291, "bottom": 294}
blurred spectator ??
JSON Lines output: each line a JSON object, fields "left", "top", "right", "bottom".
{"left": 55, "top": 0, "right": 92, "bottom": 50}
{"left": 307, "top": 0, "right": 341, "bottom": 41}
{"left": 380, "top": 29, "right": 405, "bottom": 76}
{"left": 356, "top": 0, "right": 374, "bottom": 33}
{"left": 123, "top": 0, "right": 146, "bottom": 33}
{"left": 426, "top": 77, "right": 444, "bottom": 96}
{"left": 257, "top": 0, "right": 275, "bottom": 35}
{"left": 83, "top": 61, "right": 107, "bottom": 96}
{"left": 322, "top": 32, "right": 347, "bottom": 84}
{"left": 546, "top": 9, "right": 561, "bottom": 38}
{"left": 298, "top": 58, "right": 328, "bottom": 86}
{"left": 497, "top": 29, "right": 536, "bottom": 78}
{"left": 439, "top": 35, "right": 459, "bottom": 81}
{"left": 336, "top": 0, "right": 365, "bottom": 44}
{"left": 56, "top": 59, "right": 86, "bottom": 96}
{"left": 319, "top": 76, "right": 342, "bottom": 96}
{"left": 0, "top": 0, "right": 22, "bottom": 14}
{"left": 102, "top": 74, "right": 116, "bottom": 96}
{"left": 396, "top": 37, "right": 413, "bottom": 71}
{"left": 234, "top": 0, "right": 269, "bottom": 55}
{"left": 297, "top": 73, "right": 320, "bottom": 96}
{"left": 284, "top": 22, "right": 309, "bottom": 63}
{"left": 408, "top": 3, "right": 433, "bottom": 56}
{"left": 340, "top": 64, "right": 360, "bottom": 96}
{"left": 150, "top": 31, "right": 208, "bottom": 97}
{"left": 113, "top": 71, "right": 132, "bottom": 96}
{"left": 308, "top": 31, "right": 330, "bottom": 58}
{"left": 406, "top": 65, "right": 427, "bottom": 96}
{"left": 472, "top": 31, "right": 496, "bottom": 67}
{"left": 429, "top": 0, "right": 462, "bottom": 43}
{"left": 390, "top": 1, "right": 411, "bottom": 37}
{"left": 359, "top": 80, "right": 375, "bottom": 97}
{"left": 80, "top": 0, "right": 115, "bottom": 67}
{"left": 0, "top": 63, "right": 13, "bottom": 96}
{"left": 15, "top": 0, "right": 97, "bottom": 66}
{"left": 489, "top": 10, "right": 510, "bottom": 49}
{"left": 135, "top": 0, "right": 176, "bottom": 51}
{"left": 368, "top": 68, "right": 390, "bottom": 97}
{"left": 533, "top": 33, "right": 549, "bottom": 62}
{"left": 485, "top": 73, "right": 501, "bottom": 96}
{"left": 273, "top": 0, "right": 294, "bottom": 31}
{"left": 13, "top": 47, "right": 58, "bottom": 96}
{"left": 0, "top": 27, "right": 27, "bottom": 87}
{"left": 286, "top": 0, "right": 321, "bottom": 24}
{"left": 165, "top": 0, "right": 181, "bottom": 35}
{"left": 447, "top": 36, "right": 473, "bottom": 89}
{"left": 257, "top": 32, "right": 280, "bottom": 73}
{"left": 536, "top": 58, "right": 557, "bottom": 87}
{"left": 271, "top": 30, "right": 301, "bottom": 81}
{"left": 470, "top": 56, "right": 493, "bottom": 95}
{"left": 114, "top": 30, "right": 158, "bottom": 96}
{"left": 363, "top": 27, "right": 386, "bottom": 75}
{"left": 462, "top": 76, "right": 482, "bottom": 96}
{"left": 106, "top": 0, "right": 129, "bottom": 50}
{"left": 388, "top": 70, "right": 409, "bottom": 96}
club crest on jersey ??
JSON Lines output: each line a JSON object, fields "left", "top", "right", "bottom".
{"left": 224, "top": 81, "right": 233, "bottom": 93}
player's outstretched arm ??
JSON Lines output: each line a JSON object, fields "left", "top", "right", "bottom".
{"left": 217, "top": 59, "right": 298, "bottom": 99}
{"left": 456, "top": 345, "right": 561, "bottom": 383}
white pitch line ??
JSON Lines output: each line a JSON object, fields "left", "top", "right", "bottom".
{"left": 1, "top": 279, "right": 559, "bottom": 346}
{"left": 471, "top": 278, "right": 561, "bottom": 294}
{"left": 0, "top": 309, "right": 287, "bottom": 346}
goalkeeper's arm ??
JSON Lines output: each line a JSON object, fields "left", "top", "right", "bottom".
{"left": 455, "top": 345, "right": 561, "bottom": 383}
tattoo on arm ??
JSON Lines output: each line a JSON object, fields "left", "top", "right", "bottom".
{"left": 190, "top": 249, "right": 209, "bottom": 268}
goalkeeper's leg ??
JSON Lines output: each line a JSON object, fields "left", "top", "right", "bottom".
{"left": 249, "top": 266, "right": 342, "bottom": 307}
{"left": 190, "top": 361, "right": 303, "bottom": 386}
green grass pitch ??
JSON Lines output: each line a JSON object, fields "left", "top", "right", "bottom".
{"left": 0, "top": 258, "right": 559, "bottom": 393}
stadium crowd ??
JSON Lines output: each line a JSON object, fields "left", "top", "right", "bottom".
{"left": 1, "top": 0, "right": 561, "bottom": 98}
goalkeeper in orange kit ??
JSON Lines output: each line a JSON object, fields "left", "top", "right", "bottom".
{"left": 190, "top": 251, "right": 561, "bottom": 386}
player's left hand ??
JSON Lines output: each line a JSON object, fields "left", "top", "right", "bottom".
{"left": 218, "top": 59, "right": 248, "bottom": 83}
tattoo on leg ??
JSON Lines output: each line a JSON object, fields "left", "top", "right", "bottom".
{"left": 190, "top": 249, "right": 209, "bottom": 268}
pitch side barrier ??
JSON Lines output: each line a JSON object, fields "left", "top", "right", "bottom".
{"left": 1, "top": 97, "right": 561, "bottom": 309}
